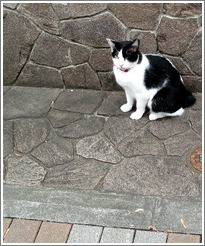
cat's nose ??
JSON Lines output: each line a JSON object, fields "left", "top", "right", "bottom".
{"left": 120, "top": 64, "right": 123, "bottom": 67}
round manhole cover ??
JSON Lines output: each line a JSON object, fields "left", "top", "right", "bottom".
{"left": 186, "top": 145, "right": 202, "bottom": 173}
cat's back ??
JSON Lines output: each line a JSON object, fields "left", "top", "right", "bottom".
{"left": 144, "top": 54, "right": 182, "bottom": 89}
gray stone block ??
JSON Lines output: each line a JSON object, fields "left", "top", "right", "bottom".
{"left": 164, "top": 129, "right": 201, "bottom": 156}
{"left": 70, "top": 3, "right": 107, "bottom": 18}
{"left": 3, "top": 10, "right": 40, "bottom": 85}
{"left": 18, "top": 3, "right": 60, "bottom": 35}
{"left": 76, "top": 134, "right": 122, "bottom": 164}
{"left": 52, "top": 3, "right": 71, "bottom": 20}
{"left": 104, "top": 116, "right": 136, "bottom": 145}
{"left": 61, "top": 12, "right": 126, "bottom": 47}
{"left": 47, "top": 109, "right": 83, "bottom": 128}
{"left": 189, "top": 110, "right": 202, "bottom": 135}
{"left": 97, "top": 92, "right": 126, "bottom": 116}
{"left": 3, "top": 186, "right": 155, "bottom": 231}
{"left": 14, "top": 119, "right": 50, "bottom": 153}
{"left": 67, "top": 225, "right": 103, "bottom": 243}
{"left": 62, "top": 63, "right": 101, "bottom": 89}
{"left": 44, "top": 159, "right": 109, "bottom": 189}
{"left": 100, "top": 227, "right": 134, "bottom": 243}
{"left": 54, "top": 89, "right": 106, "bottom": 113}
{"left": 153, "top": 197, "right": 202, "bottom": 234}
{"left": 30, "top": 32, "right": 70, "bottom": 68}
{"left": 102, "top": 156, "right": 200, "bottom": 196}
{"left": 31, "top": 137, "right": 73, "bottom": 167}
{"left": 56, "top": 117, "right": 105, "bottom": 138}
{"left": 134, "top": 231, "right": 167, "bottom": 243}
{"left": 3, "top": 87, "right": 61, "bottom": 119}
{"left": 147, "top": 116, "right": 190, "bottom": 140}
{"left": 118, "top": 130, "right": 165, "bottom": 157}
{"left": 108, "top": 3, "right": 161, "bottom": 30}
{"left": 6, "top": 155, "right": 46, "bottom": 186}
{"left": 192, "top": 93, "right": 202, "bottom": 110}
{"left": 3, "top": 121, "right": 13, "bottom": 157}
{"left": 15, "top": 63, "right": 64, "bottom": 87}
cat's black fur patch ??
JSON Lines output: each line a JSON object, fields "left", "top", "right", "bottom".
{"left": 144, "top": 55, "right": 195, "bottom": 113}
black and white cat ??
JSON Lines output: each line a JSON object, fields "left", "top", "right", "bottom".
{"left": 106, "top": 38, "right": 195, "bottom": 120}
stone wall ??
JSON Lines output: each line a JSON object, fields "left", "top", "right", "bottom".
{"left": 3, "top": 2, "right": 202, "bottom": 92}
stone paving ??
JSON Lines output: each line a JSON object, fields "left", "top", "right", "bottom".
{"left": 3, "top": 218, "right": 202, "bottom": 243}
{"left": 3, "top": 86, "right": 202, "bottom": 197}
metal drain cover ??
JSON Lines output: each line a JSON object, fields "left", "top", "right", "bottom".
{"left": 186, "top": 145, "right": 202, "bottom": 173}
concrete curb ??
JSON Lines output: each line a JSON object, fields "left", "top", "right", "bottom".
{"left": 3, "top": 185, "right": 202, "bottom": 234}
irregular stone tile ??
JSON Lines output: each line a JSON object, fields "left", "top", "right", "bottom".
{"left": 183, "top": 76, "right": 202, "bottom": 93}
{"left": 62, "top": 63, "right": 101, "bottom": 89}
{"left": 104, "top": 116, "right": 136, "bottom": 145}
{"left": 47, "top": 109, "right": 83, "bottom": 128}
{"left": 198, "top": 15, "right": 202, "bottom": 26}
{"left": 3, "top": 87, "right": 61, "bottom": 119}
{"left": 3, "top": 121, "right": 13, "bottom": 157}
{"left": 157, "top": 17, "right": 198, "bottom": 55}
{"left": 6, "top": 155, "right": 46, "bottom": 186}
{"left": 3, "top": 3, "right": 18, "bottom": 9}
{"left": 163, "top": 55, "right": 192, "bottom": 76}
{"left": 183, "top": 31, "right": 202, "bottom": 76}
{"left": 61, "top": 12, "right": 126, "bottom": 47}
{"left": 56, "top": 117, "right": 105, "bottom": 138}
{"left": 130, "top": 31, "right": 157, "bottom": 53}
{"left": 97, "top": 92, "right": 126, "bottom": 116}
{"left": 76, "top": 134, "right": 122, "bottom": 164}
{"left": 3, "top": 86, "right": 11, "bottom": 95}
{"left": 18, "top": 3, "right": 60, "bottom": 34}
{"left": 44, "top": 158, "right": 109, "bottom": 189}
{"left": 118, "top": 130, "right": 165, "bottom": 157}
{"left": 147, "top": 117, "right": 190, "bottom": 140}
{"left": 3, "top": 10, "right": 40, "bottom": 85}
{"left": 54, "top": 89, "right": 106, "bottom": 113}
{"left": 192, "top": 93, "right": 202, "bottom": 110}
{"left": 14, "top": 119, "right": 50, "bottom": 153}
{"left": 89, "top": 48, "right": 112, "bottom": 71}
{"left": 189, "top": 110, "right": 202, "bottom": 135}
{"left": 163, "top": 3, "right": 202, "bottom": 17}
{"left": 31, "top": 137, "right": 74, "bottom": 167}
{"left": 70, "top": 43, "right": 90, "bottom": 65}
{"left": 102, "top": 156, "right": 200, "bottom": 196}
{"left": 164, "top": 129, "right": 201, "bottom": 156}
{"left": 70, "top": 3, "right": 107, "bottom": 17}
{"left": 98, "top": 72, "right": 122, "bottom": 91}
{"left": 108, "top": 3, "right": 161, "bottom": 30}
{"left": 52, "top": 3, "right": 71, "bottom": 20}
{"left": 31, "top": 33, "right": 70, "bottom": 68}
{"left": 15, "top": 63, "right": 63, "bottom": 87}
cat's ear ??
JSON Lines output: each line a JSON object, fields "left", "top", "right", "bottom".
{"left": 106, "top": 38, "right": 115, "bottom": 52}
{"left": 132, "top": 38, "right": 140, "bottom": 48}
{"left": 130, "top": 39, "right": 140, "bottom": 52}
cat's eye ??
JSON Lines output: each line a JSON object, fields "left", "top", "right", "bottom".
{"left": 114, "top": 55, "right": 119, "bottom": 59}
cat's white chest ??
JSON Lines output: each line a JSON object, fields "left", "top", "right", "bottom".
{"left": 113, "top": 58, "right": 148, "bottom": 94}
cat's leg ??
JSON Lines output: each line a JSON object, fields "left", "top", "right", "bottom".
{"left": 120, "top": 89, "right": 134, "bottom": 112}
{"left": 130, "top": 97, "right": 148, "bottom": 120}
{"left": 149, "top": 108, "right": 184, "bottom": 120}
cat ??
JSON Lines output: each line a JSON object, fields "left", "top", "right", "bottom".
{"left": 106, "top": 38, "right": 196, "bottom": 120}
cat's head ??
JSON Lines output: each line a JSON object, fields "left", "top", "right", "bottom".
{"left": 106, "top": 38, "right": 141, "bottom": 71}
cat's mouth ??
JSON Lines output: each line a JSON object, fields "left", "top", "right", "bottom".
{"left": 113, "top": 63, "right": 130, "bottom": 72}
{"left": 119, "top": 68, "right": 130, "bottom": 72}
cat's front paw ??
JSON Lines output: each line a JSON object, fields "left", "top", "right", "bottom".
{"left": 120, "top": 104, "right": 133, "bottom": 112}
{"left": 130, "top": 111, "right": 143, "bottom": 120}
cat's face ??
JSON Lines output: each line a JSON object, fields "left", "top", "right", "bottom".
{"left": 107, "top": 39, "right": 140, "bottom": 71}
